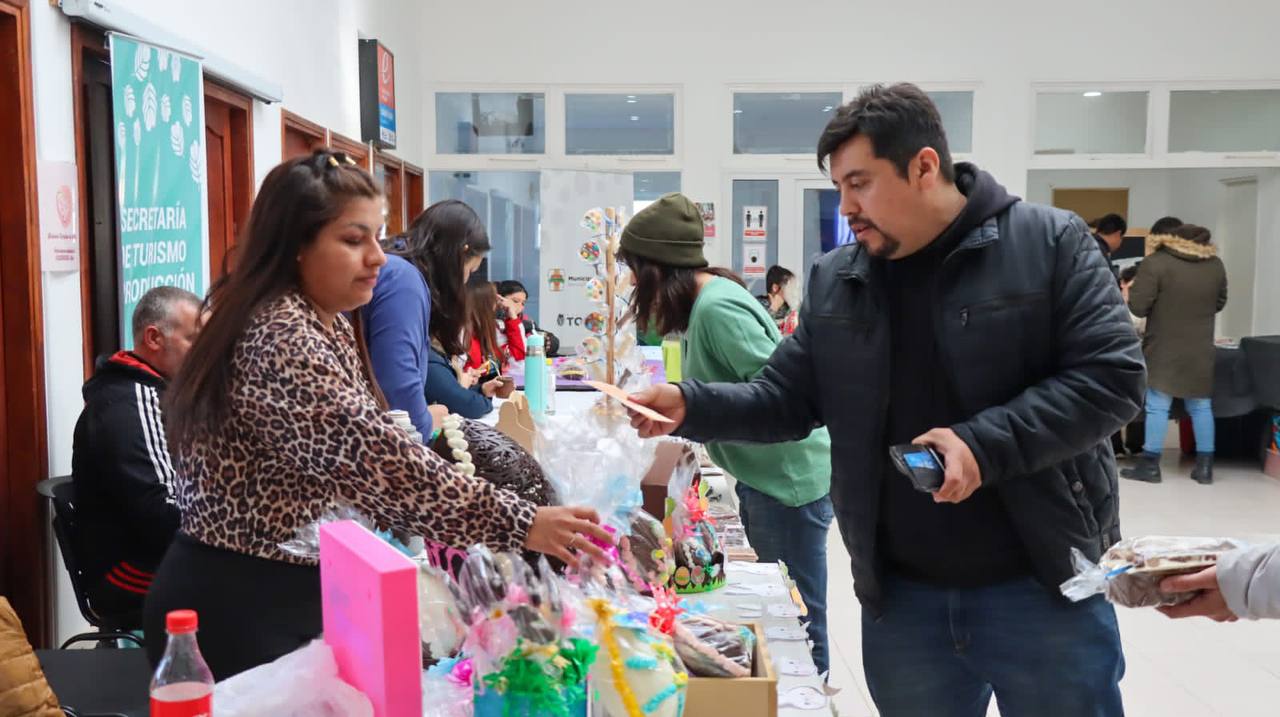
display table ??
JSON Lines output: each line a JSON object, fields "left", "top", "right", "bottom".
{"left": 37, "top": 647, "right": 150, "bottom": 717}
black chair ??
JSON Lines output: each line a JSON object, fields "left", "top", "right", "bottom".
{"left": 37, "top": 476, "right": 145, "bottom": 650}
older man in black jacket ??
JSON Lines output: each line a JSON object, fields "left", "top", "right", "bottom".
{"left": 630, "top": 84, "right": 1144, "bottom": 717}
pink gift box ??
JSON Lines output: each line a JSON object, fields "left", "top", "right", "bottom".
{"left": 320, "top": 520, "right": 422, "bottom": 717}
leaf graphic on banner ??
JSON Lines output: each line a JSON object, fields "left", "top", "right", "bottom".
{"left": 133, "top": 44, "right": 150, "bottom": 82}
{"left": 142, "top": 83, "right": 158, "bottom": 131}
{"left": 189, "top": 139, "right": 203, "bottom": 183}
{"left": 132, "top": 119, "right": 141, "bottom": 146}
{"left": 124, "top": 85, "right": 136, "bottom": 117}
{"left": 157, "top": 49, "right": 170, "bottom": 73}
{"left": 182, "top": 95, "right": 193, "bottom": 127}
{"left": 170, "top": 122, "right": 185, "bottom": 156}
{"left": 116, "top": 121, "right": 126, "bottom": 149}
{"left": 161, "top": 95, "right": 172, "bottom": 124}
{"left": 171, "top": 55, "right": 181, "bottom": 83}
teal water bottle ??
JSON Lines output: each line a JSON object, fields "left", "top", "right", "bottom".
{"left": 524, "top": 333, "right": 546, "bottom": 416}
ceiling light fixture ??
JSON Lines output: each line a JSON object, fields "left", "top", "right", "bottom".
{"left": 630, "top": 115, "right": 639, "bottom": 121}
{"left": 1083, "top": 91, "right": 1102, "bottom": 98}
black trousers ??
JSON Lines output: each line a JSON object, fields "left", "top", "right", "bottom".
{"left": 144, "top": 533, "right": 322, "bottom": 680}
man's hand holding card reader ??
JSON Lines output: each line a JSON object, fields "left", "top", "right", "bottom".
{"left": 889, "top": 444, "right": 946, "bottom": 493}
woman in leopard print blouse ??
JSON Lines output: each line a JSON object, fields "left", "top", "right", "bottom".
{"left": 146, "top": 151, "right": 609, "bottom": 680}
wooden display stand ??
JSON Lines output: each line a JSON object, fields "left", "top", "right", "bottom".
{"left": 495, "top": 392, "right": 536, "bottom": 453}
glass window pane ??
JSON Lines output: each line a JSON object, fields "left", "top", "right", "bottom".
{"left": 1035, "top": 91, "right": 1148, "bottom": 155}
{"left": 633, "top": 171, "right": 681, "bottom": 207}
{"left": 1170, "top": 90, "right": 1280, "bottom": 152}
{"left": 733, "top": 92, "right": 842, "bottom": 154}
{"left": 566, "top": 93, "right": 675, "bottom": 155}
{"left": 428, "top": 171, "right": 542, "bottom": 322}
{"left": 802, "top": 188, "right": 854, "bottom": 286}
{"left": 435, "top": 92, "right": 545, "bottom": 154}
{"left": 928, "top": 91, "right": 974, "bottom": 154}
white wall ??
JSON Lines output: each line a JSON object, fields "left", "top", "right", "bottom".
{"left": 418, "top": 0, "right": 1280, "bottom": 267}
{"left": 1256, "top": 172, "right": 1280, "bottom": 336}
{"left": 29, "top": 0, "right": 427, "bottom": 646}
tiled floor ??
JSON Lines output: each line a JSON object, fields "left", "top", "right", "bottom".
{"left": 824, "top": 453, "right": 1280, "bottom": 717}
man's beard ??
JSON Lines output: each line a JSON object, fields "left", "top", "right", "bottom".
{"left": 851, "top": 219, "right": 901, "bottom": 258}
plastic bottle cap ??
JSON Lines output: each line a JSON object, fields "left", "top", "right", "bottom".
{"left": 166, "top": 609, "right": 198, "bottom": 634}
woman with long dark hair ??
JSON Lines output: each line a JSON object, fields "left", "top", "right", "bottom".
{"left": 151, "top": 151, "right": 609, "bottom": 679}
{"left": 463, "top": 281, "right": 507, "bottom": 378}
{"left": 617, "top": 193, "right": 836, "bottom": 675}
{"left": 362, "top": 199, "right": 489, "bottom": 438}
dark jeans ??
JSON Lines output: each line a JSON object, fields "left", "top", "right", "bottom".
{"left": 734, "top": 482, "right": 833, "bottom": 675}
{"left": 145, "top": 534, "right": 322, "bottom": 680}
{"left": 862, "top": 574, "right": 1125, "bottom": 717}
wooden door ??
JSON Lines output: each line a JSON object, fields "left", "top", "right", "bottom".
{"left": 205, "top": 99, "right": 234, "bottom": 281}
{"left": 0, "top": 0, "right": 52, "bottom": 648}
{"left": 329, "top": 131, "right": 371, "bottom": 170}
{"left": 405, "top": 162, "right": 424, "bottom": 223}
{"left": 81, "top": 52, "right": 121, "bottom": 363}
{"left": 375, "top": 152, "right": 404, "bottom": 235}
{"left": 282, "top": 109, "right": 327, "bottom": 161}
{"left": 204, "top": 82, "right": 253, "bottom": 281}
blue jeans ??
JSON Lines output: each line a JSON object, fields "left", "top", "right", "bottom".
{"left": 734, "top": 483, "right": 833, "bottom": 675}
{"left": 862, "top": 575, "right": 1125, "bottom": 717}
{"left": 1144, "top": 387, "right": 1215, "bottom": 455}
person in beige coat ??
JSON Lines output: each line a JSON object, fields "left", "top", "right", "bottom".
{"left": 1123, "top": 223, "right": 1227, "bottom": 484}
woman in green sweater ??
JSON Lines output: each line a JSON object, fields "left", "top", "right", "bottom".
{"left": 618, "top": 193, "right": 834, "bottom": 675}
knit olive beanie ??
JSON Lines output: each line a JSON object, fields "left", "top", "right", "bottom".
{"left": 619, "top": 193, "right": 708, "bottom": 268}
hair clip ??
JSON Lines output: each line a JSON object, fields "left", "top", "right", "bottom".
{"left": 327, "top": 156, "right": 340, "bottom": 168}
{"left": 343, "top": 155, "right": 356, "bottom": 166}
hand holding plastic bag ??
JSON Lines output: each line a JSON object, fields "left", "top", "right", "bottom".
{"left": 212, "top": 639, "right": 372, "bottom": 717}
{"left": 1060, "top": 535, "right": 1245, "bottom": 608}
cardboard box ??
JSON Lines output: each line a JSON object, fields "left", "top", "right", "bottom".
{"left": 683, "top": 623, "right": 777, "bottom": 717}
{"left": 641, "top": 440, "right": 695, "bottom": 518}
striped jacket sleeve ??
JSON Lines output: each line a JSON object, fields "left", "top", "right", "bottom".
{"left": 93, "top": 383, "right": 182, "bottom": 549}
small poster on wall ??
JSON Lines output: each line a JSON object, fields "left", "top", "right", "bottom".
{"left": 696, "top": 201, "right": 716, "bottom": 239}
{"left": 743, "top": 205, "right": 767, "bottom": 242}
{"left": 37, "top": 160, "right": 80, "bottom": 272}
{"left": 743, "top": 242, "right": 767, "bottom": 278}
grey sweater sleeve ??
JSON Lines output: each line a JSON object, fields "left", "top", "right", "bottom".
{"left": 1217, "top": 544, "right": 1280, "bottom": 620}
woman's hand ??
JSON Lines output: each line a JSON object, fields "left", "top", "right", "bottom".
{"left": 525, "top": 506, "right": 613, "bottom": 569}
{"left": 499, "top": 295, "right": 522, "bottom": 320}
{"left": 481, "top": 378, "right": 501, "bottom": 398}
{"left": 458, "top": 367, "right": 482, "bottom": 389}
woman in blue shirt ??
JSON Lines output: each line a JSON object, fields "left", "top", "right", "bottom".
{"left": 363, "top": 200, "right": 489, "bottom": 437}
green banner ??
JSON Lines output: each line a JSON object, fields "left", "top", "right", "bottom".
{"left": 109, "top": 34, "right": 207, "bottom": 348}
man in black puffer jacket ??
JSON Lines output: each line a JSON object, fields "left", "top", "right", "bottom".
{"left": 629, "top": 84, "right": 1144, "bottom": 717}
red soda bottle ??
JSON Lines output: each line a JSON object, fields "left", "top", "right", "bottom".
{"left": 150, "top": 609, "right": 214, "bottom": 717}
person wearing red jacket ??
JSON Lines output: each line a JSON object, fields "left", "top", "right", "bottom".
{"left": 464, "top": 280, "right": 525, "bottom": 376}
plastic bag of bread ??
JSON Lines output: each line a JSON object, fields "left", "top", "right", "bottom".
{"left": 1060, "top": 536, "right": 1245, "bottom": 608}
